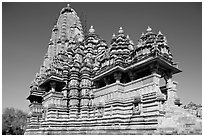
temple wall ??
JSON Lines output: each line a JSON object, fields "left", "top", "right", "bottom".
{"left": 88, "top": 73, "right": 162, "bottom": 124}
{"left": 93, "top": 73, "right": 159, "bottom": 105}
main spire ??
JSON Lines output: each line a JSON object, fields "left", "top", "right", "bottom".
{"left": 52, "top": 3, "right": 84, "bottom": 44}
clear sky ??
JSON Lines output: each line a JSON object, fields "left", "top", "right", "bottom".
{"left": 2, "top": 2, "right": 202, "bottom": 112}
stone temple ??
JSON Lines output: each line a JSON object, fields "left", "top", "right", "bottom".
{"left": 25, "top": 4, "right": 202, "bottom": 135}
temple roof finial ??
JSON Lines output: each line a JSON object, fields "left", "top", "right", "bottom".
{"left": 112, "top": 33, "right": 116, "bottom": 39}
{"left": 89, "top": 25, "right": 95, "bottom": 33}
{"left": 60, "top": 3, "right": 73, "bottom": 14}
{"left": 158, "top": 31, "right": 163, "bottom": 35}
{"left": 67, "top": 3, "right": 71, "bottom": 11}
{"left": 118, "top": 27, "right": 124, "bottom": 34}
{"left": 146, "top": 26, "right": 152, "bottom": 32}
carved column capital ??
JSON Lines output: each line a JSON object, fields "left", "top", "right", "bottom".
{"left": 163, "top": 71, "right": 174, "bottom": 89}
{"left": 164, "top": 71, "right": 172, "bottom": 82}
{"left": 150, "top": 63, "right": 159, "bottom": 74}
{"left": 50, "top": 81, "right": 56, "bottom": 92}
{"left": 114, "top": 72, "right": 122, "bottom": 83}
{"left": 128, "top": 71, "right": 136, "bottom": 81}
{"left": 103, "top": 77, "right": 110, "bottom": 85}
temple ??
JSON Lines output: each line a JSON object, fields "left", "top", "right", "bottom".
{"left": 25, "top": 4, "right": 202, "bottom": 135}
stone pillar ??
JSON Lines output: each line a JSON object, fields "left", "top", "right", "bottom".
{"left": 164, "top": 72, "right": 178, "bottom": 105}
{"left": 62, "top": 63, "right": 69, "bottom": 99}
{"left": 66, "top": 47, "right": 74, "bottom": 117}
{"left": 114, "top": 72, "right": 122, "bottom": 83}
{"left": 80, "top": 97, "right": 89, "bottom": 119}
{"left": 61, "top": 63, "right": 69, "bottom": 119}
{"left": 103, "top": 77, "right": 110, "bottom": 85}
{"left": 88, "top": 88, "right": 94, "bottom": 118}
{"left": 150, "top": 63, "right": 161, "bottom": 91}
{"left": 68, "top": 65, "right": 80, "bottom": 119}
{"left": 80, "top": 36, "right": 94, "bottom": 119}
{"left": 80, "top": 65, "right": 91, "bottom": 119}
{"left": 156, "top": 92, "right": 166, "bottom": 114}
{"left": 68, "top": 40, "right": 84, "bottom": 119}
{"left": 128, "top": 71, "right": 136, "bottom": 81}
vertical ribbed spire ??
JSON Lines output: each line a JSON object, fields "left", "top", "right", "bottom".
{"left": 146, "top": 26, "right": 152, "bottom": 32}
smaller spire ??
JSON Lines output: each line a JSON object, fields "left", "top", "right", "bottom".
{"left": 118, "top": 27, "right": 124, "bottom": 34}
{"left": 127, "top": 35, "right": 130, "bottom": 39}
{"left": 67, "top": 3, "right": 72, "bottom": 11}
{"left": 146, "top": 26, "right": 152, "bottom": 32}
{"left": 139, "top": 32, "right": 145, "bottom": 40}
{"left": 89, "top": 25, "right": 95, "bottom": 33}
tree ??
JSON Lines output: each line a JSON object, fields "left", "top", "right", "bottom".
{"left": 182, "top": 102, "right": 202, "bottom": 119}
{"left": 2, "top": 107, "right": 28, "bottom": 135}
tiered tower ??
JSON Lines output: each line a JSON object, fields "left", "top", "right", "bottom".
{"left": 25, "top": 4, "right": 202, "bottom": 135}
